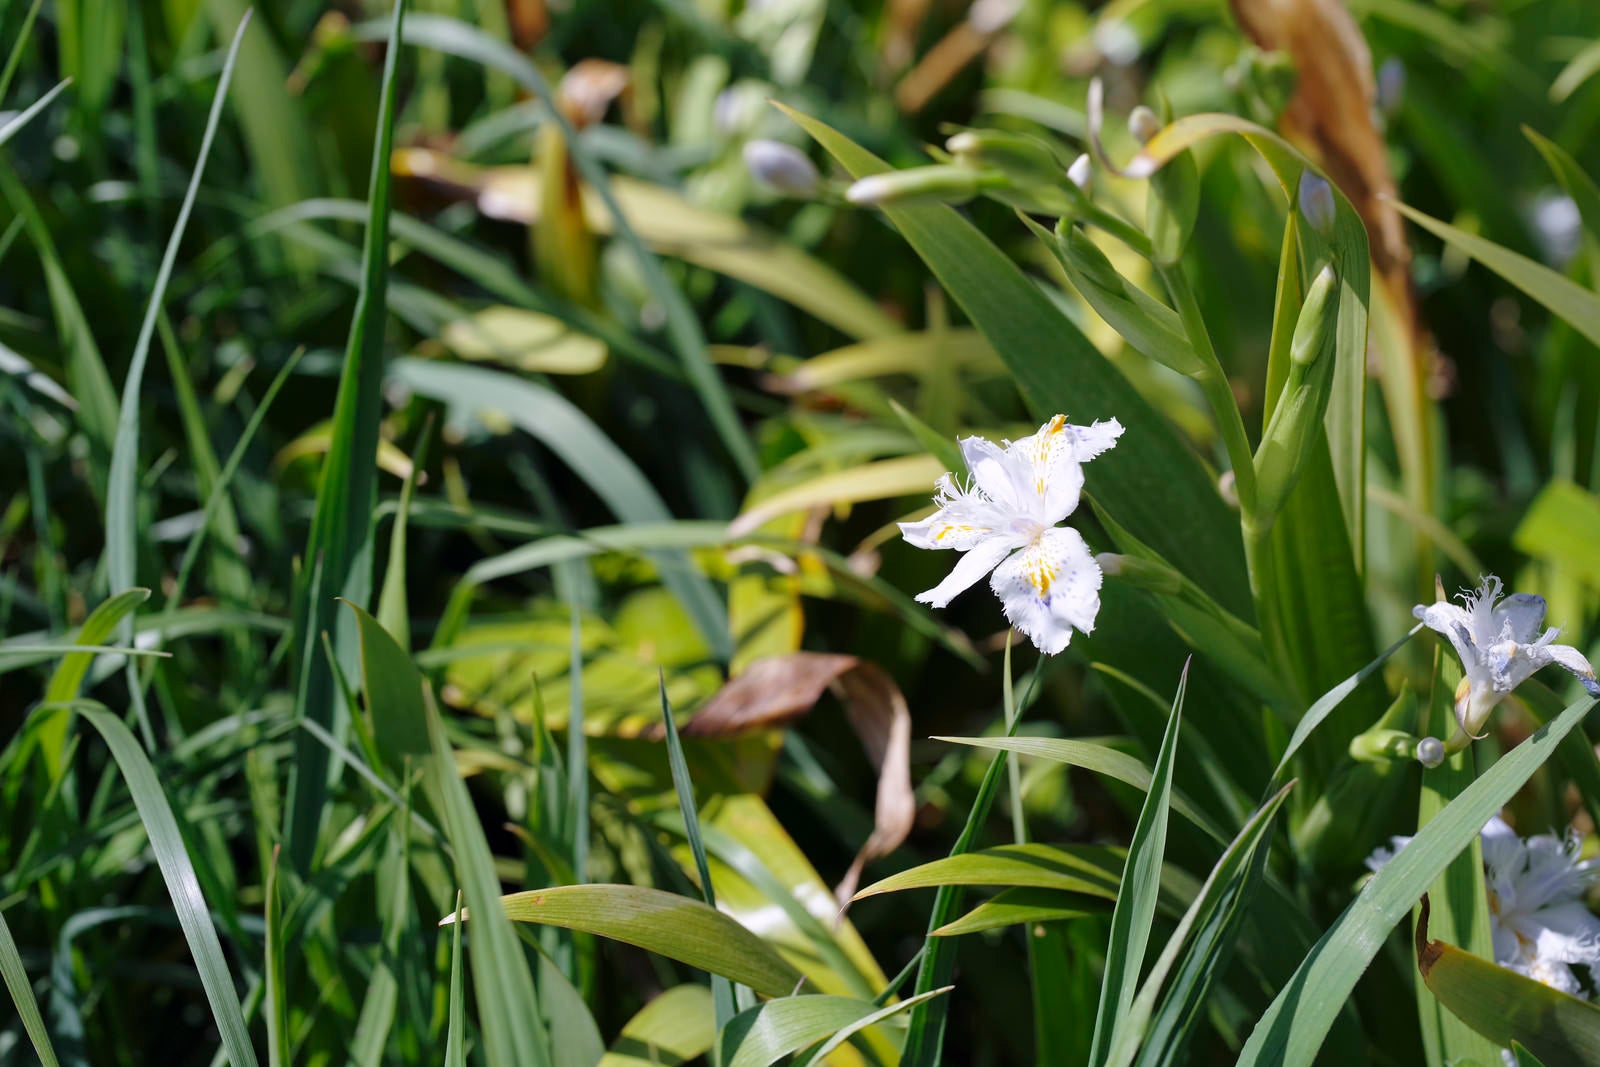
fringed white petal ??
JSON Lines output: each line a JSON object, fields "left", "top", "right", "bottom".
{"left": 989, "top": 527, "right": 1101, "bottom": 655}
{"left": 914, "top": 536, "right": 1016, "bottom": 609}
{"left": 1413, "top": 601, "right": 1480, "bottom": 672}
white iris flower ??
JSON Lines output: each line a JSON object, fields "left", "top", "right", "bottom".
{"left": 1368, "top": 816, "right": 1600, "bottom": 996}
{"left": 1414, "top": 575, "right": 1600, "bottom": 743}
{"left": 899, "top": 414, "right": 1124, "bottom": 655}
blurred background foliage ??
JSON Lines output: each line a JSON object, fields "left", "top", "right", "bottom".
{"left": 5, "top": 0, "right": 1600, "bottom": 1064}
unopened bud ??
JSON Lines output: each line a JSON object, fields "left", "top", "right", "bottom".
{"left": 846, "top": 165, "right": 984, "bottom": 207}
{"left": 944, "top": 129, "right": 1064, "bottom": 185}
{"left": 1128, "top": 106, "right": 1161, "bottom": 144}
{"left": 1415, "top": 736, "right": 1445, "bottom": 768}
{"left": 1067, "top": 153, "right": 1091, "bottom": 190}
{"left": 1298, "top": 170, "right": 1336, "bottom": 236}
{"left": 1291, "top": 264, "right": 1337, "bottom": 367}
{"left": 1350, "top": 728, "right": 1422, "bottom": 763}
{"left": 1377, "top": 58, "right": 1405, "bottom": 118}
{"left": 743, "top": 140, "right": 820, "bottom": 196}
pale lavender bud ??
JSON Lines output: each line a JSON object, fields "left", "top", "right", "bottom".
{"left": 1298, "top": 170, "right": 1336, "bottom": 236}
{"left": 1377, "top": 58, "right": 1405, "bottom": 118}
{"left": 743, "top": 140, "right": 820, "bottom": 196}
{"left": 1415, "top": 736, "right": 1445, "bottom": 768}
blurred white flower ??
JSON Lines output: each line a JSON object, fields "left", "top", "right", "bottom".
{"left": 899, "top": 414, "right": 1123, "bottom": 654}
{"left": 1530, "top": 192, "right": 1582, "bottom": 269}
{"left": 1414, "top": 575, "right": 1600, "bottom": 742}
{"left": 1368, "top": 816, "right": 1600, "bottom": 996}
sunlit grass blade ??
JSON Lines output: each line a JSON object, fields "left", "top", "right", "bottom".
{"left": 445, "top": 883, "right": 802, "bottom": 996}
{"left": 285, "top": 0, "right": 408, "bottom": 872}
{"left": 934, "top": 735, "right": 1225, "bottom": 843}
{"left": 659, "top": 676, "right": 737, "bottom": 1031}
{"left": 1091, "top": 662, "right": 1187, "bottom": 1062}
{"left": 597, "top": 985, "right": 714, "bottom": 1067}
{"left": 375, "top": 419, "right": 432, "bottom": 648}
{"left": 0, "top": 79, "right": 71, "bottom": 150}
{"left": 567, "top": 603, "right": 589, "bottom": 883}
{"left": 0, "top": 903, "right": 60, "bottom": 1067}
{"left": 37, "top": 588, "right": 149, "bottom": 780}
{"left": 718, "top": 989, "right": 949, "bottom": 1067}
{"left": 795, "top": 987, "right": 952, "bottom": 1066}
{"left": 932, "top": 887, "right": 1108, "bottom": 936}
{"left": 1236, "top": 691, "right": 1599, "bottom": 1066}
{"left": 39, "top": 701, "right": 258, "bottom": 1067}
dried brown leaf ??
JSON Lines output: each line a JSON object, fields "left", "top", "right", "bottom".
{"left": 683, "top": 653, "right": 915, "bottom": 910}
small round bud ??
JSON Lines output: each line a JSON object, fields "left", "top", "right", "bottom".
{"left": 1298, "top": 170, "right": 1336, "bottom": 236}
{"left": 743, "top": 140, "right": 820, "bottom": 196}
{"left": 1415, "top": 736, "right": 1445, "bottom": 768}
{"left": 1377, "top": 58, "right": 1405, "bottom": 118}
{"left": 1128, "top": 106, "right": 1161, "bottom": 145}
{"left": 1067, "top": 153, "right": 1092, "bottom": 191}
{"left": 1218, "top": 469, "right": 1238, "bottom": 508}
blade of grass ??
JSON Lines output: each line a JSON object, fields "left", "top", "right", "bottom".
{"left": 0, "top": 79, "right": 72, "bottom": 150}
{"left": 567, "top": 604, "right": 588, "bottom": 884}
{"left": 1091, "top": 661, "right": 1188, "bottom": 1062}
{"left": 659, "top": 675, "right": 738, "bottom": 1037}
{"left": 444, "top": 892, "right": 465, "bottom": 1067}
{"left": 0, "top": 0, "right": 45, "bottom": 102}
{"left": 39, "top": 701, "right": 258, "bottom": 1067}
{"left": 285, "top": 0, "right": 408, "bottom": 872}
{"left": 263, "top": 846, "right": 287, "bottom": 1067}
{"left": 0, "top": 904, "right": 60, "bottom": 1067}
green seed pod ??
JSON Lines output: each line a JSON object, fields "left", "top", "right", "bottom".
{"left": 845, "top": 165, "right": 990, "bottom": 207}
{"left": 1253, "top": 263, "right": 1340, "bottom": 526}
{"left": 1348, "top": 728, "right": 1425, "bottom": 764}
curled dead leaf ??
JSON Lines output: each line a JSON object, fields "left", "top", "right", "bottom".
{"left": 682, "top": 652, "right": 915, "bottom": 911}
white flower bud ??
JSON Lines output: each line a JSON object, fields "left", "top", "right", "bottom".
{"left": 1415, "top": 736, "right": 1445, "bottom": 768}
{"left": 743, "top": 140, "right": 820, "bottom": 196}
{"left": 1128, "top": 106, "right": 1161, "bottom": 145}
{"left": 1298, "top": 170, "right": 1336, "bottom": 236}
{"left": 1067, "top": 153, "right": 1092, "bottom": 191}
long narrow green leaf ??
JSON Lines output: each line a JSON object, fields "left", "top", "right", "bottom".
{"left": 449, "top": 883, "right": 802, "bottom": 997}
{"left": 719, "top": 995, "right": 886, "bottom": 1067}
{"left": 0, "top": 79, "right": 71, "bottom": 150}
{"left": 285, "top": 0, "right": 408, "bottom": 871}
{"left": 0, "top": 904, "right": 60, "bottom": 1067}
{"left": 796, "top": 988, "right": 952, "bottom": 1066}
{"left": 1110, "top": 781, "right": 1294, "bottom": 1067}
{"left": 1236, "top": 691, "right": 1599, "bottom": 1066}
{"left": 1091, "top": 663, "right": 1187, "bottom": 1062}
{"left": 37, "top": 588, "right": 149, "bottom": 780}
{"left": 444, "top": 893, "right": 465, "bottom": 1067}
{"left": 104, "top": 14, "right": 248, "bottom": 608}
{"left": 659, "top": 677, "right": 737, "bottom": 1031}
{"left": 0, "top": 0, "right": 45, "bottom": 103}
{"left": 44, "top": 702, "right": 258, "bottom": 1067}
{"left": 1394, "top": 199, "right": 1600, "bottom": 348}
{"left": 597, "top": 985, "right": 715, "bottom": 1067}
{"left": 263, "top": 847, "right": 288, "bottom": 1067}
